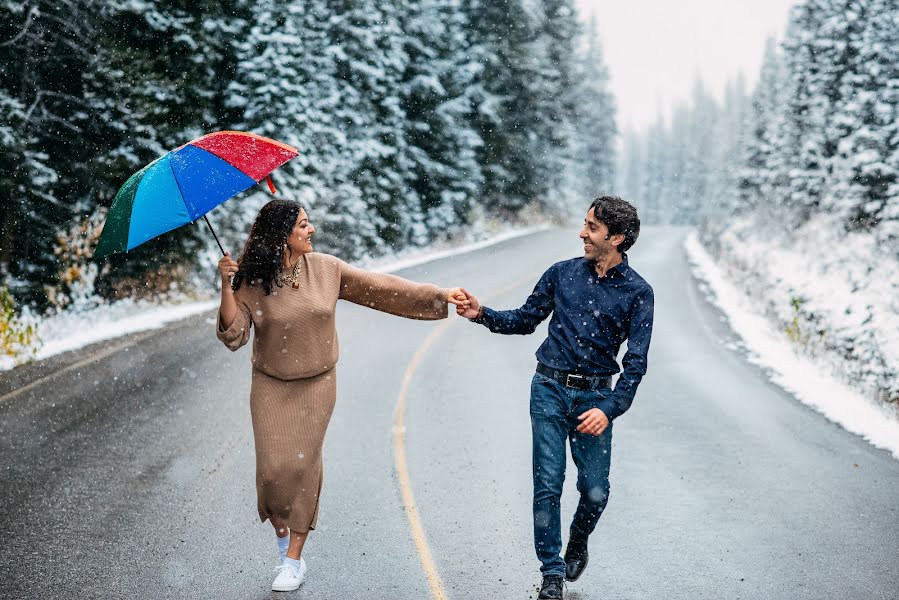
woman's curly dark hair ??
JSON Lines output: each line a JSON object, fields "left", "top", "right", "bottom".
{"left": 232, "top": 198, "right": 304, "bottom": 295}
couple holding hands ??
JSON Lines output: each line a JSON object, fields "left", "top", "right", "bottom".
{"left": 216, "top": 196, "right": 653, "bottom": 598}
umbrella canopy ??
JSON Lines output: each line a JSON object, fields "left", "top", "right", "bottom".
{"left": 95, "top": 131, "right": 298, "bottom": 258}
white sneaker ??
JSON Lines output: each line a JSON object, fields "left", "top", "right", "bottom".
{"left": 272, "top": 558, "right": 306, "bottom": 591}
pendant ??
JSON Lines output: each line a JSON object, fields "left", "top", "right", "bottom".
{"left": 292, "top": 282, "right": 300, "bottom": 289}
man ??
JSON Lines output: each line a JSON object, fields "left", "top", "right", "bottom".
{"left": 457, "top": 196, "right": 654, "bottom": 599}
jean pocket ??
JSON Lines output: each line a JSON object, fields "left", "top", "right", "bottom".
{"left": 530, "top": 374, "right": 565, "bottom": 418}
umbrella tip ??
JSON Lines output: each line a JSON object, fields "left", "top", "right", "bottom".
{"left": 266, "top": 175, "right": 277, "bottom": 194}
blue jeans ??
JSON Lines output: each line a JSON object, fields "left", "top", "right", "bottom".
{"left": 530, "top": 371, "right": 613, "bottom": 576}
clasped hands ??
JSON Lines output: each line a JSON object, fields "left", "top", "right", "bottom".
{"left": 449, "top": 288, "right": 480, "bottom": 319}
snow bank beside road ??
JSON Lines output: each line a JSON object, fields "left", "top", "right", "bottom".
{"left": 685, "top": 228, "right": 899, "bottom": 459}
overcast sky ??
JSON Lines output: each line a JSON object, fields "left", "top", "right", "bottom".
{"left": 574, "top": 0, "right": 798, "bottom": 133}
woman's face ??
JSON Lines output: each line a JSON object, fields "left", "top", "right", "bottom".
{"left": 285, "top": 208, "right": 315, "bottom": 256}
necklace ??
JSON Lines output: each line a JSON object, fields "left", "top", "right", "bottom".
{"left": 280, "top": 258, "right": 302, "bottom": 289}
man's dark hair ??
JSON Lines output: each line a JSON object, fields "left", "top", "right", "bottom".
{"left": 590, "top": 196, "right": 640, "bottom": 253}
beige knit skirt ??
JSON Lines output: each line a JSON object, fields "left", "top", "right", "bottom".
{"left": 249, "top": 366, "right": 337, "bottom": 533}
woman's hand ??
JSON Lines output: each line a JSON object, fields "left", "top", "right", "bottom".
{"left": 455, "top": 288, "right": 481, "bottom": 319}
{"left": 217, "top": 252, "right": 239, "bottom": 282}
{"left": 446, "top": 287, "right": 470, "bottom": 308}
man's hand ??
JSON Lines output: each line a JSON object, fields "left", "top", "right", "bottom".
{"left": 455, "top": 288, "right": 481, "bottom": 319}
{"left": 576, "top": 408, "right": 609, "bottom": 436}
{"left": 446, "top": 287, "right": 470, "bottom": 308}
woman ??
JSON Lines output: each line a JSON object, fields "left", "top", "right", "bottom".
{"left": 216, "top": 198, "right": 467, "bottom": 591}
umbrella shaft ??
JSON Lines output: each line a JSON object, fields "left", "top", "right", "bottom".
{"left": 202, "top": 215, "right": 227, "bottom": 256}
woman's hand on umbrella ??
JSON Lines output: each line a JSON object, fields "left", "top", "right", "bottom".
{"left": 218, "top": 252, "right": 239, "bottom": 281}
{"left": 446, "top": 287, "right": 470, "bottom": 308}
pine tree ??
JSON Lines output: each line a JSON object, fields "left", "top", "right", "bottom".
{"left": 640, "top": 113, "right": 670, "bottom": 224}
{"left": 0, "top": 0, "right": 93, "bottom": 306}
{"left": 709, "top": 73, "right": 748, "bottom": 219}
{"left": 464, "top": 0, "right": 541, "bottom": 216}
{"left": 397, "top": 0, "right": 483, "bottom": 241}
{"left": 779, "top": 0, "right": 852, "bottom": 224}
{"left": 737, "top": 37, "right": 788, "bottom": 220}
{"left": 618, "top": 129, "right": 645, "bottom": 217}
{"left": 829, "top": 0, "right": 899, "bottom": 236}
{"left": 570, "top": 16, "right": 617, "bottom": 203}
{"left": 684, "top": 78, "right": 720, "bottom": 223}
{"left": 667, "top": 103, "right": 693, "bottom": 223}
{"left": 531, "top": 0, "right": 582, "bottom": 211}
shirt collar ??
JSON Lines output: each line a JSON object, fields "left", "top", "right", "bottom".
{"left": 585, "top": 253, "right": 629, "bottom": 277}
{"left": 611, "top": 253, "right": 629, "bottom": 275}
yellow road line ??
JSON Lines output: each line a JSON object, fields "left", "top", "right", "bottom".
{"left": 392, "top": 262, "right": 569, "bottom": 600}
{"left": 393, "top": 319, "right": 453, "bottom": 600}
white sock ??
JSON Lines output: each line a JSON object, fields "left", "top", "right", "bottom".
{"left": 277, "top": 533, "right": 290, "bottom": 562}
{"left": 283, "top": 557, "right": 303, "bottom": 572}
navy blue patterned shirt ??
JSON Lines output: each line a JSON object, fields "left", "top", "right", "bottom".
{"left": 475, "top": 256, "right": 654, "bottom": 421}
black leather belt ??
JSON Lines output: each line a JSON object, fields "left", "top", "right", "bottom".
{"left": 536, "top": 363, "right": 611, "bottom": 390}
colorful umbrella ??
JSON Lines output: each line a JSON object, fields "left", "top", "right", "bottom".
{"left": 94, "top": 131, "right": 298, "bottom": 258}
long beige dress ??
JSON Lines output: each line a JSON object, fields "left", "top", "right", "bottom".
{"left": 217, "top": 252, "right": 449, "bottom": 533}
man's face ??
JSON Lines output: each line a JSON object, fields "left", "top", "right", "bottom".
{"left": 580, "top": 209, "right": 622, "bottom": 261}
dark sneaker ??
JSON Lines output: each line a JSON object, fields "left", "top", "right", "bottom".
{"left": 564, "top": 538, "right": 588, "bottom": 582}
{"left": 538, "top": 574, "right": 565, "bottom": 599}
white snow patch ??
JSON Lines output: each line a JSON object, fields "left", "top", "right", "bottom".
{"left": 685, "top": 230, "right": 899, "bottom": 460}
{"left": 0, "top": 299, "right": 220, "bottom": 372}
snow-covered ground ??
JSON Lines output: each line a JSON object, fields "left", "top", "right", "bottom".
{"left": 0, "top": 225, "right": 547, "bottom": 372}
{"left": 686, "top": 229, "right": 899, "bottom": 460}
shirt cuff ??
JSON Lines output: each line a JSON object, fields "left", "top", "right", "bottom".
{"left": 469, "top": 305, "right": 488, "bottom": 324}
{"left": 596, "top": 397, "right": 623, "bottom": 422}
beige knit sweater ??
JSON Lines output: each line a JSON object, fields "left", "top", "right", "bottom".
{"left": 217, "top": 252, "right": 449, "bottom": 379}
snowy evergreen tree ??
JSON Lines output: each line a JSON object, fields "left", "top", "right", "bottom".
{"left": 464, "top": 0, "right": 543, "bottom": 216}
{"left": 398, "top": 0, "right": 483, "bottom": 241}
{"left": 708, "top": 73, "right": 749, "bottom": 218}
{"left": 322, "top": 0, "right": 420, "bottom": 255}
{"left": 828, "top": 0, "right": 899, "bottom": 238}
{"left": 229, "top": 0, "right": 423, "bottom": 259}
{"left": 0, "top": 0, "right": 92, "bottom": 306}
{"left": 684, "top": 78, "right": 720, "bottom": 222}
{"left": 530, "top": 0, "right": 582, "bottom": 211}
{"left": 737, "top": 37, "right": 789, "bottom": 220}
{"left": 618, "top": 129, "right": 645, "bottom": 218}
{"left": 618, "top": 76, "right": 746, "bottom": 226}
{"left": 639, "top": 114, "right": 670, "bottom": 224}
{"left": 778, "top": 0, "right": 852, "bottom": 224}
{"left": 612, "top": 0, "right": 896, "bottom": 244}
{"left": 570, "top": 16, "right": 617, "bottom": 203}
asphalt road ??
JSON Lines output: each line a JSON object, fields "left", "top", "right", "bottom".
{"left": 1, "top": 227, "right": 897, "bottom": 600}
